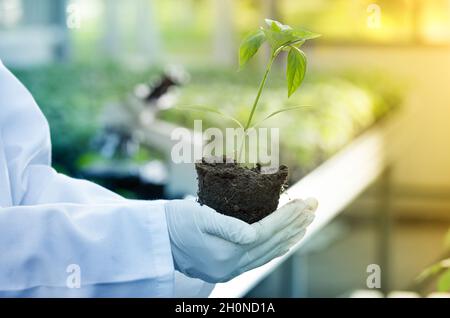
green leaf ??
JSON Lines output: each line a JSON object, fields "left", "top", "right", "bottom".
{"left": 416, "top": 262, "right": 444, "bottom": 282}
{"left": 263, "top": 28, "right": 296, "bottom": 52}
{"left": 176, "top": 106, "right": 244, "bottom": 129}
{"left": 265, "top": 19, "right": 292, "bottom": 32}
{"left": 239, "top": 30, "right": 266, "bottom": 68}
{"left": 262, "top": 20, "right": 320, "bottom": 53}
{"left": 293, "top": 28, "right": 322, "bottom": 40}
{"left": 416, "top": 258, "right": 450, "bottom": 284}
{"left": 263, "top": 19, "right": 297, "bottom": 52}
{"left": 287, "top": 46, "right": 307, "bottom": 97}
{"left": 437, "top": 269, "right": 450, "bottom": 292}
{"left": 253, "top": 106, "right": 311, "bottom": 128}
{"left": 282, "top": 40, "right": 305, "bottom": 51}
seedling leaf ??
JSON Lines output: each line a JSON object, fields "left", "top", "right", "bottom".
{"left": 253, "top": 106, "right": 311, "bottom": 128}
{"left": 263, "top": 28, "right": 296, "bottom": 52}
{"left": 416, "top": 262, "right": 444, "bottom": 282}
{"left": 287, "top": 46, "right": 307, "bottom": 97}
{"left": 177, "top": 106, "right": 244, "bottom": 129}
{"left": 416, "top": 258, "right": 450, "bottom": 283}
{"left": 293, "top": 28, "right": 321, "bottom": 40}
{"left": 262, "top": 19, "right": 320, "bottom": 53}
{"left": 239, "top": 30, "right": 266, "bottom": 68}
{"left": 265, "top": 19, "right": 292, "bottom": 32}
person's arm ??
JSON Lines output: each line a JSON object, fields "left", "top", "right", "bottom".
{"left": 0, "top": 61, "right": 174, "bottom": 297}
{"left": 0, "top": 201, "right": 174, "bottom": 297}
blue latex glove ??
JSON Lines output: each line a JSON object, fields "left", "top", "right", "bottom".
{"left": 164, "top": 198, "right": 317, "bottom": 283}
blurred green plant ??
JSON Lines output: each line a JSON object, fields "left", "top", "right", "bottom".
{"left": 416, "top": 229, "right": 450, "bottom": 293}
{"left": 239, "top": 19, "right": 320, "bottom": 127}
{"left": 77, "top": 147, "right": 163, "bottom": 169}
{"left": 12, "top": 62, "right": 161, "bottom": 174}
{"left": 11, "top": 60, "right": 402, "bottom": 179}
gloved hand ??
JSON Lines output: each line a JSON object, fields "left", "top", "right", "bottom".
{"left": 164, "top": 198, "right": 317, "bottom": 283}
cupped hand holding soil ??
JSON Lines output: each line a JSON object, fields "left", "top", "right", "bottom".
{"left": 196, "top": 157, "right": 289, "bottom": 223}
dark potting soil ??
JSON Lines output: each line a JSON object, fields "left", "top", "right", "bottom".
{"left": 195, "top": 157, "right": 288, "bottom": 224}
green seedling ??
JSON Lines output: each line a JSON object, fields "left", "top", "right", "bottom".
{"left": 239, "top": 18, "right": 320, "bottom": 129}
{"left": 180, "top": 19, "right": 320, "bottom": 162}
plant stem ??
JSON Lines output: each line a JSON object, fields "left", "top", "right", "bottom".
{"left": 244, "top": 54, "right": 275, "bottom": 131}
{"left": 236, "top": 40, "right": 303, "bottom": 163}
{"left": 237, "top": 53, "right": 276, "bottom": 163}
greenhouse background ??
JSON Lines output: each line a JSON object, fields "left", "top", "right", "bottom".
{"left": 1, "top": 0, "right": 450, "bottom": 297}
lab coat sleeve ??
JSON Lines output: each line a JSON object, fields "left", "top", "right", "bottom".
{"left": 0, "top": 201, "right": 174, "bottom": 297}
{"left": 0, "top": 61, "right": 175, "bottom": 297}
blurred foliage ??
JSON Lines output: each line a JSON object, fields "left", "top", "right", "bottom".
{"left": 76, "top": 147, "right": 163, "bottom": 170}
{"left": 159, "top": 66, "right": 403, "bottom": 179}
{"left": 11, "top": 62, "right": 403, "bottom": 180}
{"left": 437, "top": 268, "right": 450, "bottom": 292}
{"left": 12, "top": 62, "right": 162, "bottom": 174}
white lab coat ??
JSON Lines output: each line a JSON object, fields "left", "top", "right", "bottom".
{"left": 0, "top": 60, "right": 212, "bottom": 297}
